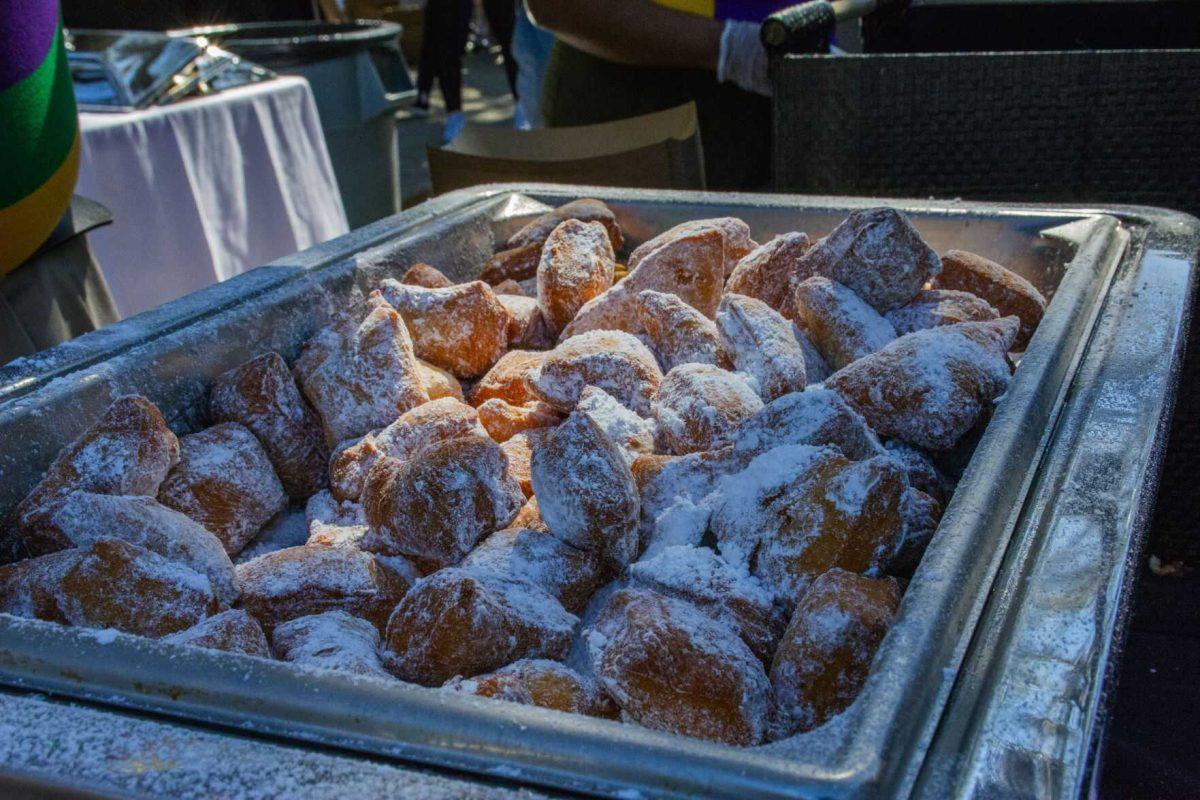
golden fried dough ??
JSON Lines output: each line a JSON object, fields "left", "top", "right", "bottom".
{"left": 57, "top": 539, "right": 220, "bottom": 638}
{"left": 627, "top": 216, "right": 754, "bottom": 279}
{"left": 462, "top": 524, "right": 604, "bottom": 615}
{"left": 586, "top": 587, "right": 772, "bottom": 746}
{"left": 235, "top": 544, "right": 409, "bottom": 632}
{"left": 163, "top": 608, "right": 271, "bottom": 657}
{"left": 377, "top": 279, "right": 512, "bottom": 378}
{"left": 30, "top": 491, "right": 238, "bottom": 607}
{"left": 401, "top": 262, "right": 453, "bottom": 288}
{"left": 716, "top": 293, "right": 808, "bottom": 400}
{"left": 477, "top": 399, "right": 562, "bottom": 443}
{"left": 884, "top": 288, "right": 998, "bottom": 336}
{"left": 383, "top": 567, "right": 577, "bottom": 686}
{"left": 651, "top": 364, "right": 763, "bottom": 455}
{"left": 770, "top": 569, "right": 900, "bottom": 733}
{"left": 530, "top": 411, "right": 640, "bottom": 570}
{"left": 15, "top": 395, "right": 179, "bottom": 548}
{"left": 534, "top": 330, "right": 662, "bottom": 416}
{"left": 711, "top": 448, "right": 907, "bottom": 601}
{"left": 937, "top": 249, "right": 1046, "bottom": 348}
{"left": 827, "top": 317, "right": 1018, "bottom": 450}
{"left": 329, "top": 397, "right": 485, "bottom": 502}
{"left": 628, "top": 546, "right": 787, "bottom": 665}
{"left": 536, "top": 219, "right": 616, "bottom": 335}
{"left": 636, "top": 289, "right": 730, "bottom": 371}
{"left": 293, "top": 293, "right": 429, "bottom": 446}
{"left": 273, "top": 610, "right": 392, "bottom": 679}
{"left": 793, "top": 276, "right": 897, "bottom": 370}
{"left": 562, "top": 227, "right": 726, "bottom": 338}
{"left": 158, "top": 423, "right": 287, "bottom": 557}
{"left": 446, "top": 658, "right": 618, "bottom": 718}
{"left": 210, "top": 352, "right": 329, "bottom": 499}
{"left": 415, "top": 358, "right": 465, "bottom": 401}
{"left": 725, "top": 232, "right": 811, "bottom": 314}
{"left": 361, "top": 436, "right": 524, "bottom": 572}
{"left": 796, "top": 207, "right": 940, "bottom": 312}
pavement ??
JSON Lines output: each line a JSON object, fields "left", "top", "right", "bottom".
{"left": 394, "top": 48, "right": 515, "bottom": 209}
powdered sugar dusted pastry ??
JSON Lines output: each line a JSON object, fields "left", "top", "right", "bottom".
{"left": 936, "top": 249, "right": 1046, "bottom": 348}
{"left": 536, "top": 219, "right": 616, "bottom": 335}
{"left": 273, "top": 610, "right": 392, "bottom": 679}
{"left": 585, "top": 586, "right": 772, "bottom": 746}
{"left": 562, "top": 226, "right": 727, "bottom": 338}
{"left": 793, "top": 276, "right": 897, "bottom": 371}
{"left": 157, "top": 423, "right": 287, "bottom": 557}
{"left": 627, "top": 216, "right": 755, "bottom": 279}
{"left": 445, "top": 658, "right": 617, "bottom": 718}
{"left": 293, "top": 293, "right": 429, "bottom": 446}
{"left": 477, "top": 399, "right": 561, "bottom": 443}
{"left": 770, "top": 569, "right": 900, "bottom": 734}
{"left": 235, "top": 544, "right": 409, "bottom": 632}
{"left": 651, "top": 364, "right": 763, "bottom": 455}
{"left": 534, "top": 330, "right": 663, "bottom": 416}
{"left": 716, "top": 293, "right": 807, "bottom": 401}
{"left": 462, "top": 525, "right": 605, "bottom": 615}
{"left": 15, "top": 395, "right": 179, "bottom": 549}
{"left": 384, "top": 567, "right": 577, "bottom": 686}
{"left": 28, "top": 492, "right": 237, "bottom": 607}
{"left": 796, "top": 207, "right": 940, "bottom": 312}
{"left": 636, "top": 290, "right": 730, "bottom": 372}
{"left": 530, "top": 411, "right": 639, "bottom": 570}
{"left": 725, "top": 232, "right": 811, "bottom": 315}
{"left": 377, "top": 279, "right": 512, "bottom": 378}
{"left": 210, "top": 352, "right": 329, "bottom": 499}
{"left": 360, "top": 436, "right": 524, "bottom": 573}
{"left": 329, "top": 397, "right": 485, "bottom": 502}
{"left": 164, "top": 608, "right": 271, "bottom": 657}
{"left": 827, "top": 317, "right": 1018, "bottom": 450}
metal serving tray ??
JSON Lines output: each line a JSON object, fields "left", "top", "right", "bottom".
{"left": 0, "top": 187, "right": 1194, "bottom": 800}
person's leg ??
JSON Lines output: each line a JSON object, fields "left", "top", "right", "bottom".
{"left": 416, "top": 0, "right": 446, "bottom": 105}
{"left": 439, "top": 0, "right": 473, "bottom": 113}
{"left": 482, "top": 0, "right": 518, "bottom": 98}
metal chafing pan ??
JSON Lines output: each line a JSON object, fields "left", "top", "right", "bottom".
{"left": 0, "top": 187, "right": 1195, "bottom": 799}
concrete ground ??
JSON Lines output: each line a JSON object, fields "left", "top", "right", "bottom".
{"left": 395, "top": 48, "right": 515, "bottom": 209}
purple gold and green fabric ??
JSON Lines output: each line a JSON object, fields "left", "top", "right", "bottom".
{"left": 0, "top": 0, "right": 79, "bottom": 275}
{"left": 654, "top": 0, "right": 796, "bottom": 21}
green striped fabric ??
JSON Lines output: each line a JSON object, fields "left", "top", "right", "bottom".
{"left": 0, "top": 22, "right": 77, "bottom": 208}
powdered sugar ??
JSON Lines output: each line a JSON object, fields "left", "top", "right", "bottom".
{"left": 636, "top": 290, "right": 730, "bottom": 372}
{"left": 576, "top": 386, "right": 657, "bottom": 464}
{"left": 716, "top": 294, "right": 808, "bottom": 401}
{"left": 793, "top": 277, "right": 897, "bottom": 371}
{"left": 827, "top": 317, "right": 1018, "bottom": 450}
{"left": 651, "top": 364, "right": 763, "bottom": 455}
{"left": 534, "top": 330, "right": 663, "bottom": 416}
{"left": 273, "top": 610, "right": 392, "bottom": 679}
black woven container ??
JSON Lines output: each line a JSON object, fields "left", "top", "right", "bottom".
{"left": 772, "top": 10, "right": 1200, "bottom": 570}
{"left": 773, "top": 49, "right": 1200, "bottom": 214}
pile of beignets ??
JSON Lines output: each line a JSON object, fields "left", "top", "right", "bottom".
{"left": 0, "top": 199, "right": 1047, "bottom": 746}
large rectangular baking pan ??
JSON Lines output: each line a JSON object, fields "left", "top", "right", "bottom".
{"left": 0, "top": 187, "right": 1194, "bottom": 799}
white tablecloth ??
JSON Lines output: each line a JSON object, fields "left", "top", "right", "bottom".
{"left": 77, "top": 76, "right": 349, "bottom": 319}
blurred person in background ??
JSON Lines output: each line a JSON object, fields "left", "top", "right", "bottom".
{"left": 526, "top": 0, "right": 791, "bottom": 189}
{"left": 416, "top": 0, "right": 520, "bottom": 142}
{"left": 414, "top": 0, "right": 473, "bottom": 141}
{"left": 0, "top": 0, "right": 117, "bottom": 364}
{"left": 511, "top": 0, "right": 554, "bottom": 128}
{"left": 480, "top": 0, "right": 517, "bottom": 102}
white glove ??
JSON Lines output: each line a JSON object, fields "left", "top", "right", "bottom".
{"left": 717, "top": 20, "right": 771, "bottom": 97}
